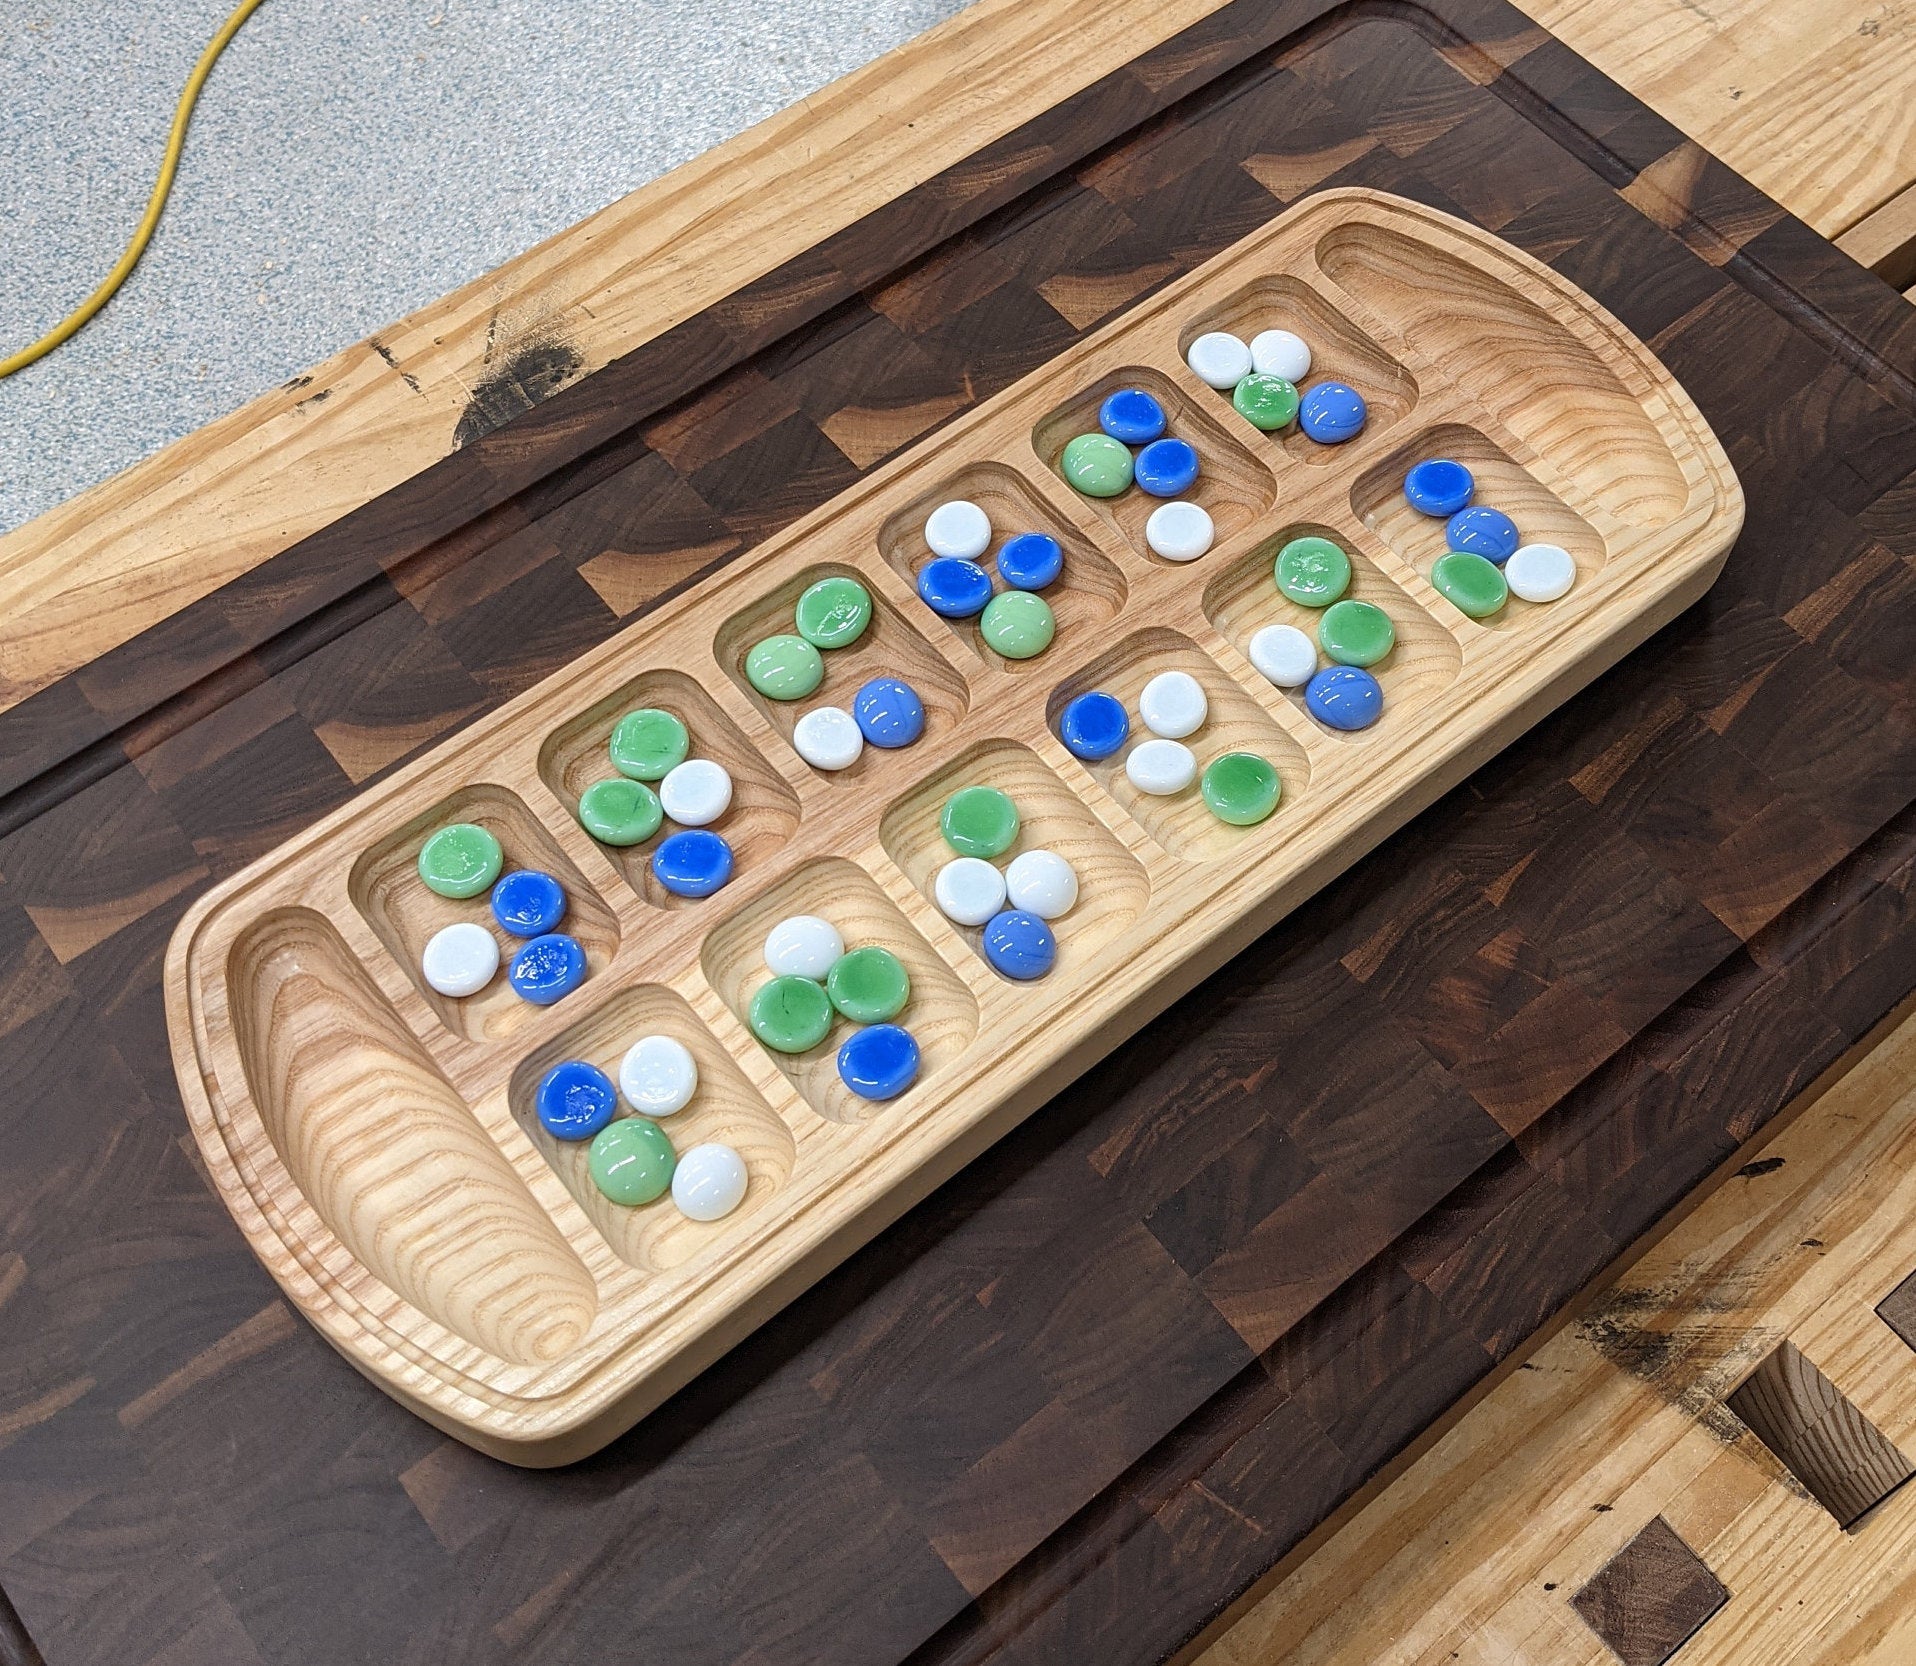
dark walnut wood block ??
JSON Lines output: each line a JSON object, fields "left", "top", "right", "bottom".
{"left": 4, "top": 0, "right": 1916, "bottom": 1662}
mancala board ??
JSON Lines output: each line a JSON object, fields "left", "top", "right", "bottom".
{"left": 164, "top": 188, "right": 1743, "bottom": 1465}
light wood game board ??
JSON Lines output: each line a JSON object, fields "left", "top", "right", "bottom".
{"left": 165, "top": 188, "right": 1743, "bottom": 1464}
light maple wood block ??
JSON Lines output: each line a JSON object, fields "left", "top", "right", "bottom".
{"left": 165, "top": 190, "right": 1742, "bottom": 1464}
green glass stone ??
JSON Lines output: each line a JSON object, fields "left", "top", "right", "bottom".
{"left": 749, "top": 974, "right": 835, "bottom": 1054}
{"left": 941, "top": 785, "right": 1019, "bottom": 858}
{"left": 588, "top": 1117, "right": 677, "bottom": 1206}
{"left": 1316, "top": 599, "right": 1395, "bottom": 668}
{"left": 794, "top": 576, "right": 872, "bottom": 650}
{"left": 1431, "top": 550, "right": 1509, "bottom": 619}
{"left": 1274, "top": 536, "right": 1352, "bottom": 607}
{"left": 980, "top": 590, "right": 1055, "bottom": 660}
{"left": 418, "top": 823, "right": 503, "bottom": 898}
{"left": 826, "top": 945, "right": 911, "bottom": 1023}
{"left": 745, "top": 634, "right": 825, "bottom": 700}
{"left": 1061, "top": 432, "right": 1134, "bottom": 497}
{"left": 578, "top": 778, "right": 663, "bottom": 846}
{"left": 1201, "top": 752, "right": 1282, "bottom": 826}
{"left": 608, "top": 707, "right": 689, "bottom": 781}
{"left": 1232, "top": 373, "right": 1299, "bottom": 432}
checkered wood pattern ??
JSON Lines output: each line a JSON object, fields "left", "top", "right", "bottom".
{"left": 5, "top": 2, "right": 1916, "bottom": 1663}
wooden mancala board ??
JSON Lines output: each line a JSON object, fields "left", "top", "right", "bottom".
{"left": 165, "top": 189, "right": 1743, "bottom": 1466}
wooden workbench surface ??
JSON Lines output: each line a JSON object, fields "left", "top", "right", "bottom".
{"left": 5, "top": 3, "right": 1916, "bottom": 1665}
{"left": 0, "top": 0, "right": 1909, "bottom": 720}
{"left": 1204, "top": 996, "right": 1916, "bottom": 1665}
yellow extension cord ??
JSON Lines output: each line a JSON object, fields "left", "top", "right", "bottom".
{"left": 0, "top": 0, "right": 270, "bottom": 380}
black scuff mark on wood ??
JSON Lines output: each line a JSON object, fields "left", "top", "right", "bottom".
{"left": 294, "top": 387, "right": 333, "bottom": 412}
{"left": 369, "top": 336, "right": 424, "bottom": 395}
{"left": 281, "top": 373, "right": 312, "bottom": 391}
{"left": 452, "top": 334, "right": 584, "bottom": 449}
{"left": 1735, "top": 1157, "right": 1785, "bottom": 1179}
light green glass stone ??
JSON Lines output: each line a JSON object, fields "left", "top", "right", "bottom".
{"left": 980, "top": 590, "right": 1055, "bottom": 660}
{"left": 1061, "top": 432, "right": 1134, "bottom": 498}
{"left": 417, "top": 823, "right": 503, "bottom": 898}
{"left": 941, "top": 785, "right": 1019, "bottom": 858}
{"left": 1201, "top": 753, "right": 1282, "bottom": 826}
{"left": 794, "top": 576, "right": 873, "bottom": 650}
{"left": 588, "top": 1117, "right": 676, "bottom": 1205}
{"left": 1316, "top": 599, "right": 1395, "bottom": 668}
{"left": 578, "top": 778, "right": 663, "bottom": 846}
{"left": 1232, "top": 373, "right": 1299, "bottom": 432}
{"left": 1431, "top": 550, "right": 1509, "bottom": 619}
{"left": 1274, "top": 536, "right": 1351, "bottom": 607}
{"left": 609, "top": 707, "right": 689, "bottom": 781}
{"left": 749, "top": 974, "right": 835, "bottom": 1054}
{"left": 745, "top": 634, "right": 825, "bottom": 700}
{"left": 826, "top": 946, "right": 911, "bottom": 1023}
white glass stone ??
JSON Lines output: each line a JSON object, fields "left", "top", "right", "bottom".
{"left": 792, "top": 706, "right": 864, "bottom": 771}
{"left": 1186, "top": 330, "right": 1253, "bottom": 389}
{"left": 924, "top": 499, "right": 992, "bottom": 560}
{"left": 1004, "top": 849, "right": 1078, "bottom": 919}
{"left": 1139, "top": 670, "right": 1208, "bottom": 738}
{"left": 1126, "top": 738, "right": 1197, "bottom": 795}
{"left": 1145, "top": 500, "right": 1215, "bottom": 562}
{"left": 420, "top": 921, "right": 499, "bottom": 997}
{"left": 658, "top": 757, "right": 733, "bottom": 825}
{"left": 934, "top": 856, "right": 1007, "bottom": 926}
{"left": 764, "top": 914, "right": 843, "bottom": 979}
{"left": 672, "top": 1142, "right": 749, "bottom": 1222}
{"left": 1505, "top": 542, "right": 1576, "bottom": 603}
{"left": 620, "top": 1034, "right": 698, "bottom": 1117}
{"left": 1250, "top": 328, "right": 1311, "bottom": 383}
{"left": 1248, "top": 623, "right": 1318, "bottom": 688}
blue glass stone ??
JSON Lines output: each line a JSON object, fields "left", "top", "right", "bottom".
{"left": 1444, "top": 505, "right": 1520, "bottom": 564}
{"left": 1058, "top": 691, "right": 1129, "bottom": 762}
{"left": 996, "top": 532, "right": 1064, "bottom": 591}
{"left": 1298, "top": 381, "right": 1367, "bottom": 444}
{"left": 1303, "top": 665, "right": 1384, "bottom": 731}
{"left": 917, "top": 556, "right": 993, "bottom": 618}
{"left": 853, "top": 676, "right": 926, "bottom": 748}
{"left": 489, "top": 868, "right": 566, "bottom": 937}
{"left": 508, "top": 933, "right": 587, "bottom": 1005}
{"left": 1404, "top": 458, "right": 1474, "bottom": 516}
{"left": 1098, "top": 387, "right": 1166, "bottom": 445}
{"left": 836, "top": 1023, "right": 921, "bottom": 1101}
{"left": 1134, "top": 436, "right": 1201, "bottom": 498}
{"left": 981, "top": 909, "right": 1057, "bottom": 980}
{"left": 651, "top": 829, "right": 734, "bottom": 898}
{"left": 535, "top": 1059, "right": 617, "bottom": 1141}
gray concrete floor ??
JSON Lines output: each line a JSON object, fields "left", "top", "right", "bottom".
{"left": 0, "top": 0, "right": 974, "bottom": 536}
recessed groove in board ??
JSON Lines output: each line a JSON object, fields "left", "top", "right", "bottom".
{"left": 1349, "top": 420, "right": 1610, "bottom": 626}
{"left": 349, "top": 782, "right": 622, "bottom": 1041}
{"left": 878, "top": 736, "right": 1152, "bottom": 979}
{"left": 1315, "top": 213, "right": 1689, "bottom": 525}
{"left": 700, "top": 856, "right": 981, "bottom": 1126}
{"left": 1047, "top": 627, "right": 1312, "bottom": 861}
{"left": 713, "top": 562, "right": 973, "bottom": 766}
{"left": 1175, "top": 270, "right": 1419, "bottom": 469}
{"left": 1201, "top": 519, "right": 1463, "bottom": 740}
{"left": 875, "top": 459, "right": 1130, "bottom": 675}
{"left": 537, "top": 667, "right": 803, "bottom": 910}
{"left": 1031, "top": 364, "right": 1275, "bottom": 566}
{"left": 229, "top": 905, "right": 599, "bottom": 1366}
{"left": 505, "top": 982, "right": 796, "bottom": 1274}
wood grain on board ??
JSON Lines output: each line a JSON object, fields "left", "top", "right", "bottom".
{"left": 1, "top": 0, "right": 1912, "bottom": 717}
{"left": 1200, "top": 1002, "right": 1916, "bottom": 1666}
{"left": 166, "top": 189, "right": 1739, "bottom": 1462}
{"left": 6, "top": 0, "right": 1916, "bottom": 1661}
